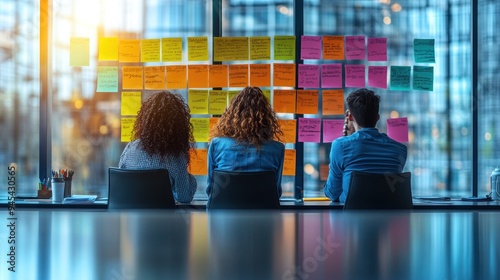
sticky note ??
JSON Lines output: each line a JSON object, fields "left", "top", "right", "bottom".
{"left": 274, "top": 36, "right": 296, "bottom": 60}
{"left": 298, "top": 118, "right": 321, "bottom": 143}
{"left": 249, "top": 64, "right": 271, "bottom": 87}
{"left": 191, "top": 118, "right": 210, "bottom": 142}
{"left": 322, "top": 89, "right": 344, "bottom": 115}
{"left": 166, "top": 65, "right": 187, "bottom": 89}
{"left": 70, "top": 37, "right": 89, "bottom": 66}
{"left": 162, "top": 37, "right": 183, "bottom": 62}
{"left": 323, "top": 36, "right": 344, "bottom": 60}
{"left": 277, "top": 119, "right": 296, "bottom": 143}
{"left": 283, "top": 149, "right": 296, "bottom": 176}
{"left": 144, "top": 66, "right": 165, "bottom": 90}
{"left": 367, "top": 38, "right": 387, "bottom": 61}
{"left": 228, "top": 90, "right": 240, "bottom": 103}
{"left": 323, "top": 119, "right": 344, "bottom": 143}
{"left": 344, "top": 64, "right": 365, "bottom": 88}
{"left": 273, "top": 64, "right": 296, "bottom": 87}
{"left": 141, "top": 39, "right": 161, "bottom": 62}
{"left": 214, "top": 37, "right": 249, "bottom": 61}
{"left": 228, "top": 64, "right": 248, "bottom": 87}
{"left": 345, "top": 36, "right": 365, "bottom": 60}
{"left": 321, "top": 64, "right": 343, "bottom": 88}
{"left": 97, "top": 66, "right": 118, "bottom": 92}
{"left": 414, "top": 39, "right": 435, "bottom": 63}
{"left": 188, "top": 65, "right": 209, "bottom": 88}
{"left": 298, "top": 64, "right": 320, "bottom": 88}
{"left": 188, "top": 149, "right": 208, "bottom": 175}
{"left": 387, "top": 117, "right": 409, "bottom": 143}
{"left": 296, "top": 90, "right": 318, "bottom": 114}
{"left": 389, "top": 66, "right": 411, "bottom": 91}
{"left": 121, "top": 117, "right": 136, "bottom": 142}
{"left": 98, "top": 37, "right": 118, "bottom": 61}
{"left": 368, "top": 66, "right": 388, "bottom": 89}
{"left": 122, "top": 66, "right": 143, "bottom": 90}
{"left": 262, "top": 89, "right": 271, "bottom": 102}
{"left": 121, "top": 92, "right": 141, "bottom": 116}
{"left": 209, "top": 65, "right": 229, "bottom": 88}
{"left": 300, "top": 36, "right": 322, "bottom": 60}
{"left": 273, "top": 90, "right": 296, "bottom": 113}
{"left": 209, "top": 117, "right": 220, "bottom": 132}
{"left": 413, "top": 66, "right": 434, "bottom": 91}
{"left": 250, "top": 36, "right": 271, "bottom": 60}
{"left": 188, "top": 90, "right": 209, "bottom": 114}
{"left": 188, "top": 37, "right": 209, "bottom": 61}
{"left": 119, "top": 39, "right": 140, "bottom": 63}
{"left": 209, "top": 90, "right": 227, "bottom": 115}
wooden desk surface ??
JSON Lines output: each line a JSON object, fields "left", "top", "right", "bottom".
{"left": 1, "top": 209, "right": 499, "bottom": 280}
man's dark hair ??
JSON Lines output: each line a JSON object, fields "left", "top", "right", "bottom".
{"left": 346, "top": 88, "right": 380, "bottom": 128}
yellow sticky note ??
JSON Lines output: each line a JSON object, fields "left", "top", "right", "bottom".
{"left": 274, "top": 36, "right": 296, "bottom": 60}
{"left": 141, "top": 39, "right": 161, "bottom": 62}
{"left": 273, "top": 90, "right": 296, "bottom": 113}
{"left": 277, "top": 119, "right": 296, "bottom": 143}
{"left": 191, "top": 118, "right": 210, "bottom": 142}
{"left": 262, "top": 90, "right": 271, "bottom": 102}
{"left": 98, "top": 37, "right": 118, "bottom": 61}
{"left": 162, "top": 37, "right": 183, "bottom": 62}
{"left": 188, "top": 90, "right": 209, "bottom": 114}
{"left": 166, "top": 65, "right": 187, "bottom": 89}
{"left": 119, "top": 39, "right": 140, "bottom": 62}
{"left": 70, "top": 37, "right": 89, "bottom": 66}
{"left": 249, "top": 64, "right": 271, "bottom": 87}
{"left": 188, "top": 149, "right": 208, "bottom": 175}
{"left": 214, "top": 37, "right": 249, "bottom": 61}
{"left": 188, "top": 65, "right": 209, "bottom": 88}
{"left": 283, "top": 149, "right": 296, "bottom": 176}
{"left": 228, "top": 90, "right": 240, "bottom": 103}
{"left": 322, "top": 89, "right": 344, "bottom": 115}
{"left": 144, "top": 66, "right": 165, "bottom": 90}
{"left": 273, "top": 63, "right": 296, "bottom": 87}
{"left": 296, "top": 90, "right": 319, "bottom": 114}
{"left": 250, "top": 36, "right": 271, "bottom": 60}
{"left": 121, "top": 92, "right": 141, "bottom": 116}
{"left": 121, "top": 117, "right": 136, "bottom": 142}
{"left": 188, "top": 37, "right": 208, "bottom": 61}
{"left": 209, "top": 90, "right": 228, "bottom": 115}
{"left": 209, "top": 65, "right": 229, "bottom": 88}
{"left": 122, "top": 66, "right": 143, "bottom": 90}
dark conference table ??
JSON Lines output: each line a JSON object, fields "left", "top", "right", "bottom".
{"left": 1, "top": 209, "right": 499, "bottom": 280}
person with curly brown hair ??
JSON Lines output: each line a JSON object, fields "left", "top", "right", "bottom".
{"left": 118, "top": 91, "right": 197, "bottom": 203}
{"left": 206, "top": 86, "right": 285, "bottom": 197}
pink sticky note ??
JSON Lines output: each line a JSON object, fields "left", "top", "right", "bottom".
{"left": 344, "top": 64, "right": 365, "bottom": 88}
{"left": 345, "top": 36, "right": 366, "bottom": 60}
{"left": 321, "top": 64, "right": 343, "bottom": 88}
{"left": 323, "top": 119, "right": 344, "bottom": 143}
{"left": 300, "top": 36, "right": 322, "bottom": 60}
{"left": 387, "top": 117, "right": 409, "bottom": 143}
{"left": 298, "top": 118, "right": 321, "bottom": 143}
{"left": 368, "top": 66, "right": 388, "bottom": 89}
{"left": 298, "top": 64, "right": 320, "bottom": 88}
{"left": 367, "top": 37, "right": 387, "bottom": 61}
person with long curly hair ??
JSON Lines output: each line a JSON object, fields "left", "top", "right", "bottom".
{"left": 119, "top": 91, "right": 197, "bottom": 203}
{"left": 207, "top": 86, "right": 285, "bottom": 197}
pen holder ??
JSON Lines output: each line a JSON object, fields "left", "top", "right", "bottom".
{"left": 64, "top": 178, "right": 72, "bottom": 198}
{"left": 37, "top": 190, "right": 52, "bottom": 199}
{"left": 51, "top": 177, "right": 65, "bottom": 202}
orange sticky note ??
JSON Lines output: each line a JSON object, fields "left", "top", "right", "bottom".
{"left": 166, "top": 65, "right": 187, "bottom": 89}
{"left": 277, "top": 119, "right": 296, "bottom": 143}
{"left": 323, "top": 36, "right": 345, "bottom": 60}
{"left": 119, "top": 39, "right": 140, "bottom": 62}
{"left": 188, "top": 149, "right": 208, "bottom": 175}
{"left": 296, "top": 90, "right": 319, "bottom": 114}
{"left": 283, "top": 149, "right": 296, "bottom": 176}
{"left": 122, "top": 66, "right": 143, "bottom": 90}
{"left": 188, "top": 65, "right": 209, "bottom": 88}
{"left": 144, "top": 66, "right": 165, "bottom": 90}
{"left": 229, "top": 64, "right": 249, "bottom": 87}
{"left": 209, "top": 65, "right": 229, "bottom": 88}
{"left": 273, "top": 90, "right": 296, "bottom": 113}
{"left": 273, "top": 63, "right": 296, "bottom": 87}
{"left": 322, "top": 89, "right": 344, "bottom": 115}
{"left": 249, "top": 64, "right": 271, "bottom": 87}
{"left": 209, "top": 117, "right": 220, "bottom": 133}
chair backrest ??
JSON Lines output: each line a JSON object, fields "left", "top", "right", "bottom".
{"left": 207, "top": 170, "right": 280, "bottom": 210}
{"left": 344, "top": 171, "right": 413, "bottom": 210}
{"left": 108, "top": 167, "right": 176, "bottom": 209}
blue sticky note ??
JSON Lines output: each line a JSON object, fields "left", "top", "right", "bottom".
{"left": 390, "top": 66, "right": 411, "bottom": 91}
{"left": 414, "top": 39, "right": 435, "bottom": 63}
{"left": 413, "top": 66, "right": 434, "bottom": 91}
{"left": 97, "top": 66, "right": 118, "bottom": 92}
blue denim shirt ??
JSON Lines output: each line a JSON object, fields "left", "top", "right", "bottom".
{"left": 206, "top": 137, "right": 285, "bottom": 197}
{"left": 324, "top": 128, "right": 407, "bottom": 203}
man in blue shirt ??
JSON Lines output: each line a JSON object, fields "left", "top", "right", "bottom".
{"left": 324, "top": 88, "right": 407, "bottom": 202}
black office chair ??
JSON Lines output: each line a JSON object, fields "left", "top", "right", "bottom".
{"left": 343, "top": 171, "right": 413, "bottom": 210}
{"left": 108, "top": 167, "right": 176, "bottom": 209}
{"left": 207, "top": 170, "right": 281, "bottom": 210}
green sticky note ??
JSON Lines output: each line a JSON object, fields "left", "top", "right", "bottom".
{"left": 414, "top": 39, "right": 435, "bottom": 63}
{"left": 413, "top": 66, "right": 434, "bottom": 91}
{"left": 97, "top": 67, "right": 118, "bottom": 92}
{"left": 274, "top": 36, "right": 296, "bottom": 60}
{"left": 389, "top": 66, "right": 411, "bottom": 91}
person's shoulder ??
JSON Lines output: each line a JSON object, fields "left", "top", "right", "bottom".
{"left": 268, "top": 139, "right": 285, "bottom": 149}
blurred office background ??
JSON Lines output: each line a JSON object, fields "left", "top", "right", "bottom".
{"left": 0, "top": 0, "right": 498, "bottom": 198}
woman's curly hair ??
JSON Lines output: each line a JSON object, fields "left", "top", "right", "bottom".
{"left": 210, "top": 87, "right": 283, "bottom": 146}
{"left": 132, "top": 91, "right": 194, "bottom": 162}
